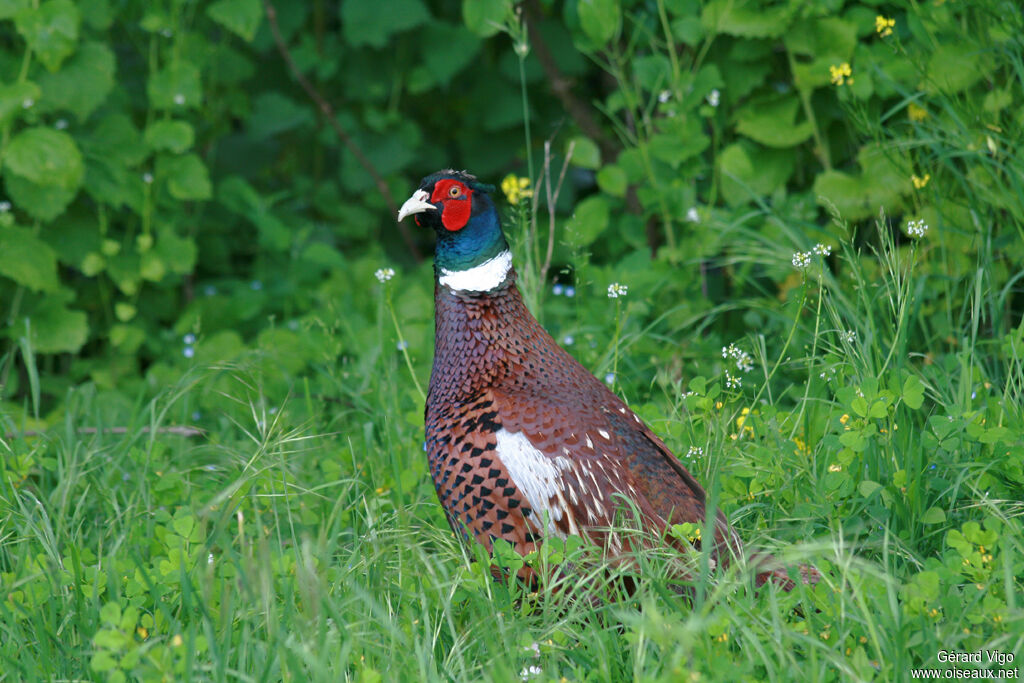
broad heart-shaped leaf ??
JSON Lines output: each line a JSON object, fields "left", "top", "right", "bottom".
{"left": 0, "top": 225, "right": 59, "bottom": 292}
{"left": 418, "top": 22, "right": 481, "bottom": 87}
{"left": 206, "top": 0, "right": 261, "bottom": 41}
{"left": 36, "top": 40, "right": 115, "bottom": 121}
{"left": 157, "top": 153, "right": 212, "bottom": 201}
{"left": 21, "top": 293, "right": 89, "bottom": 353}
{"left": 145, "top": 119, "right": 195, "bottom": 153}
{"left": 578, "top": 0, "right": 621, "bottom": 46}
{"left": 701, "top": 0, "right": 793, "bottom": 38}
{"left": 0, "top": 81, "right": 40, "bottom": 127}
{"left": 341, "top": 0, "right": 429, "bottom": 48}
{"left": 4, "top": 127, "right": 84, "bottom": 188}
{"left": 462, "top": 0, "right": 511, "bottom": 37}
{"left": 735, "top": 94, "right": 814, "bottom": 148}
{"left": 3, "top": 127, "right": 84, "bottom": 221}
{"left": 813, "top": 143, "right": 908, "bottom": 221}
{"left": 147, "top": 61, "right": 202, "bottom": 110}
{"left": 15, "top": 0, "right": 80, "bottom": 71}
{"left": 718, "top": 141, "right": 795, "bottom": 206}
{"left": 784, "top": 17, "right": 857, "bottom": 90}
{"left": 649, "top": 116, "right": 709, "bottom": 168}
{"left": 564, "top": 195, "right": 609, "bottom": 248}
{"left": 925, "top": 43, "right": 991, "bottom": 94}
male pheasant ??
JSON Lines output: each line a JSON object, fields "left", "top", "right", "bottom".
{"left": 398, "top": 170, "right": 817, "bottom": 591}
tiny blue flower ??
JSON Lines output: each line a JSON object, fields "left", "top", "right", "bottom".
{"left": 122, "top": 472, "right": 131, "bottom": 481}
{"left": 564, "top": 286, "right": 576, "bottom": 298}
{"left": 423, "top": 441, "right": 428, "bottom": 452}
{"left": 191, "top": 411, "right": 201, "bottom": 421}
{"left": 553, "top": 284, "right": 564, "bottom": 296}
{"left": 203, "top": 285, "right": 217, "bottom": 296}
{"left": 183, "top": 333, "right": 196, "bottom": 345}
{"left": 183, "top": 346, "right": 195, "bottom": 358}
{"left": 929, "top": 464, "right": 937, "bottom": 470}
{"left": 250, "top": 280, "right": 263, "bottom": 290}
{"left": 562, "top": 335, "right": 574, "bottom": 345}
{"left": 604, "top": 372, "right": 615, "bottom": 384}
{"left": 288, "top": 319, "right": 299, "bottom": 330}
{"left": 397, "top": 340, "right": 409, "bottom": 351}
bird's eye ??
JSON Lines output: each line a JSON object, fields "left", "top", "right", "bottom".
{"left": 448, "top": 185, "right": 462, "bottom": 198}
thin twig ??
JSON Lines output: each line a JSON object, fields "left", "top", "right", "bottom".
{"left": 5, "top": 425, "right": 206, "bottom": 439}
{"left": 262, "top": 0, "right": 423, "bottom": 262}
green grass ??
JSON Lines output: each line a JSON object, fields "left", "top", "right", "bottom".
{"left": 1, "top": 211, "right": 1021, "bottom": 681}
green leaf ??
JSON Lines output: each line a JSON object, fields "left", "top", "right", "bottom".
{"left": 36, "top": 41, "right": 116, "bottom": 120}
{"left": 902, "top": 375, "right": 925, "bottom": 410}
{"left": 99, "top": 601, "right": 121, "bottom": 626}
{"left": 0, "top": 81, "right": 41, "bottom": 127}
{"left": 565, "top": 195, "right": 609, "bottom": 248}
{"left": 5, "top": 127, "right": 83, "bottom": 188}
{"left": 3, "top": 127, "right": 84, "bottom": 221}
{"left": 735, "top": 95, "right": 814, "bottom": 148}
{"left": 858, "top": 480, "right": 882, "bottom": 498}
{"left": 925, "top": 43, "right": 990, "bottom": 95}
{"left": 0, "top": 0, "right": 30, "bottom": 20}
{"left": 90, "top": 651, "right": 118, "bottom": 673}
{"left": 718, "top": 141, "right": 795, "bottom": 206}
{"left": 418, "top": 22, "right": 482, "bottom": 87}
{"left": 462, "top": 0, "right": 511, "bottom": 37}
{"left": 578, "top": 0, "right": 621, "bottom": 45}
{"left": 596, "top": 165, "right": 627, "bottom": 197}
{"left": 0, "top": 226, "right": 59, "bottom": 292}
{"left": 206, "top": 0, "right": 262, "bottom": 41}
{"left": 851, "top": 396, "right": 868, "bottom": 417}
{"left": 701, "top": 0, "right": 792, "bottom": 38}
{"left": 157, "top": 153, "right": 212, "bottom": 201}
{"left": 341, "top": 0, "right": 430, "bottom": 48}
{"left": 569, "top": 136, "right": 600, "bottom": 169}
{"left": 145, "top": 120, "right": 195, "bottom": 153}
{"left": 15, "top": 0, "right": 80, "bottom": 71}
{"left": 147, "top": 61, "right": 202, "bottom": 110}
{"left": 868, "top": 401, "right": 888, "bottom": 419}
{"left": 921, "top": 507, "right": 946, "bottom": 525}
{"left": 24, "top": 296, "right": 89, "bottom": 353}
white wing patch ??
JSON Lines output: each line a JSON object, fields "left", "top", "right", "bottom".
{"left": 439, "top": 250, "right": 513, "bottom": 292}
{"left": 494, "top": 428, "right": 572, "bottom": 538}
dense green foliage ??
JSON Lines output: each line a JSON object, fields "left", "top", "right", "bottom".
{"left": 1, "top": 0, "right": 1022, "bottom": 680}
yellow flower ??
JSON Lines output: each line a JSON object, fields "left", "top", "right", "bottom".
{"left": 171, "top": 634, "right": 184, "bottom": 647}
{"left": 875, "top": 15, "right": 895, "bottom": 37}
{"left": 793, "top": 436, "right": 810, "bottom": 456}
{"left": 501, "top": 174, "right": 533, "bottom": 205}
{"left": 912, "top": 173, "right": 930, "bottom": 189}
{"left": 829, "top": 63, "right": 853, "bottom": 86}
{"left": 908, "top": 102, "right": 928, "bottom": 122}
{"left": 828, "top": 463, "right": 842, "bottom": 473}
{"left": 839, "top": 413, "right": 850, "bottom": 425}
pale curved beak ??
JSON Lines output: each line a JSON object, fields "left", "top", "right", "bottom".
{"left": 397, "top": 189, "right": 437, "bottom": 221}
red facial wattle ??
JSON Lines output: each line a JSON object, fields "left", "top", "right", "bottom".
{"left": 430, "top": 179, "right": 473, "bottom": 231}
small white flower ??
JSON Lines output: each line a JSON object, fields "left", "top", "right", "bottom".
{"left": 564, "top": 286, "right": 575, "bottom": 298}
{"left": 55, "top": 119, "right": 68, "bottom": 130}
{"left": 907, "top": 219, "right": 929, "bottom": 238}
{"left": 22, "top": 98, "right": 33, "bottom": 109}
{"left": 562, "top": 335, "right": 574, "bottom": 345}
{"left": 842, "top": 330, "right": 856, "bottom": 344}
{"left": 183, "top": 346, "right": 195, "bottom": 358}
{"left": 813, "top": 243, "right": 832, "bottom": 256}
{"left": 791, "top": 251, "right": 812, "bottom": 269}
{"left": 686, "top": 446, "right": 704, "bottom": 459}
{"left": 604, "top": 372, "right": 615, "bottom": 384}
{"left": 682, "top": 390, "right": 696, "bottom": 398}
{"left": 374, "top": 267, "right": 395, "bottom": 283}
{"left": 552, "top": 283, "right": 564, "bottom": 296}
{"left": 658, "top": 90, "right": 672, "bottom": 103}
{"left": 0, "top": 201, "right": 11, "bottom": 212}
{"left": 396, "top": 340, "right": 409, "bottom": 351}
{"left": 143, "top": 172, "right": 154, "bottom": 184}
{"left": 208, "top": 553, "right": 215, "bottom": 565}
{"left": 173, "top": 93, "right": 186, "bottom": 105}
{"left": 607, "top": 282, "right": 628, "bottom": 298}
{"left": 722, "top": 343, "right": 754, "bottom": 373}
{"left": 183, "top": 333, "right": 196, "bottom": 345}
{"left": 287, "top": 319, "right": 299, "bottom": 330}
{"left": 525, "top": 642, "right": 541, "bottom": 656}
{"left": 706, "top": 89, "right": 720, "bottom": 107}
{"left": 725, "top": 372, "right": 742, "bottom": 389}
{"left": 520, "top": 666, "right": 543, "bottom": 681}
{"left": 686, "top": 207, "right": 700, "bottom": 223}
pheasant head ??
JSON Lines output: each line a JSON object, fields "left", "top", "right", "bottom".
{"left": 398, "top": 169, "right": 511, "bottom": 293}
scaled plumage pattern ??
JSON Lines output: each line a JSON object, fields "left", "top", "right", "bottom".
{"left": 398, "top": 170, "right": 818, "bottom": 591}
